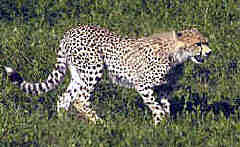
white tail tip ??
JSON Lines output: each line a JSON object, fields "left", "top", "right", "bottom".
{"left": 4, "top": 66, "right": 14, "bottom": 73}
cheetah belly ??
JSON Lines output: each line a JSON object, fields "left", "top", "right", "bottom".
{"left": 109, "top": 72, "right": 135, "bottom": 89}
{"left": 106, "top": 62, "right": 136, "bottom": 89}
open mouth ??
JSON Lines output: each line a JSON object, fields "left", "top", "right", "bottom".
{"left": 191, "top": 55, "right": 204, "bottom": 64}
{"left": 191, "top": 45, "right": 211, "bottom": 64}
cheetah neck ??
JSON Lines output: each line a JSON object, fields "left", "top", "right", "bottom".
{"left": 171, "top": 49, "right": 191, "bottom": 65}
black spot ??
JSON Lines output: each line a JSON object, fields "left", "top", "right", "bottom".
{"left": 28, "top": 84, "right": 32, "bottom": 94}
{"left": 43, "top": 87, "right": 47, "bottom": 92}
{"left": 89, "top": 77, "right": 93, "bottom": 81}
{"left": 48, "top": 79, "right": 54, "bottom": 84}
{"left": 55, "top": 78, "right": 60, "bottom": 83}
{"left": 22, "top": 85, "right": 27, "bottom": 93}
{"left": 33, "top": 84, "right": 37, "bottom": 93}
{"left": 143, "top": 94, "right": 149, "bottom": 97}
{"left": 39, "top": 84, "right": 43, "bottom": 91}
{"left": 54, "top": 72, "right": 58, "bottom": 77}
{"left": 45, "top": 82, "right": 50, "bottom": 89}
{"left": 38, "top": 97, "right": 45, "bottom": 103}
{"left": 34, "top": 90, "right": 39, "bottom": 95}
{"left": 95, "top": 77, "right": 101, "bottom": 81}
{"left": 9, "top": 72, "right": 23, "bottom": 84}
{"left": 56, "top": 67, "right": 66, "bottom": 75}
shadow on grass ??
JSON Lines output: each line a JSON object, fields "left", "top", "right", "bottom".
{"left": 169, "top": 94, "right": 239, "bottom": 120}
{"left": 1, "top": 64, "right": 240, "bottom": 123}
{"left": 154, "top": 64, "right": 240, "bottom": 120}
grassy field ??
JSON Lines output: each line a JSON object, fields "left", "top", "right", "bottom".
{"left": 0, "top": 0, "right": 240, "bottom": 146}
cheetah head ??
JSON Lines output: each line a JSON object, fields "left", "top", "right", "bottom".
{"left": 174, "top": 29, "right": 211, "bottom": 64}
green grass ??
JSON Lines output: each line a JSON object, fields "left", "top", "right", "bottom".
{"left": 0, "top": 0, "right": 240, "bottom": 146}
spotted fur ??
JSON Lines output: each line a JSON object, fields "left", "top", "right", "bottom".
{"left": 5, "top": 25, "right": 211, "bottom": 125}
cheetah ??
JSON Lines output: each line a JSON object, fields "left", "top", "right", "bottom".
{"left": 5, "top": 25, "right": 211, "bottom": 125}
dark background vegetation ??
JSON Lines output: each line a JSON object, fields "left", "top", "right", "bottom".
{"left": 0, "top": 0, "right": 240, "bottom": 146}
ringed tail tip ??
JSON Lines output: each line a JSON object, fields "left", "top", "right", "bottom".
{"left": 4, "top": 66, "right": 24, "bottom": 84}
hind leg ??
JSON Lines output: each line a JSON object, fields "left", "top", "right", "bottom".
{"left": 72, "top": 86, "right": 101, "bottom": 123}
{"left": 65, "top": 53, "right": 104, "bottom": 122}
{"left": 57, "top": 78, "right": 102, "bottom": 123}
{"left": 57, "top": 78, "right": 80, "bottom": 112}
{"left": 57, "top": 64, "right": 103, "bottom": 123}
{"left": 72, "top": 64, "right": 104, "bottom": 123}
{"left": 58, "top": 48, "right": 104, "bottom": 123}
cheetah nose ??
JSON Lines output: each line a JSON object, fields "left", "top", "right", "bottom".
{"left": 205, "top": 51, "right": 211, "bottom": 56}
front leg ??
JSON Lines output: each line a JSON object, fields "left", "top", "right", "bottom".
{"left": 136, "top": 84, "right": 170, "bottom": 125}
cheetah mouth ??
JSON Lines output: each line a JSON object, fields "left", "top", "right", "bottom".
{"left": 192, "top": 55, "right": 204, "bottom": 64}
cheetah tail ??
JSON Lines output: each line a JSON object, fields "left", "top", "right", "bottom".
{"left": 4, "top": 51, "right": 67, "bottom": 95}
{"left": 4, "top": 62, "right": 67, "bottom": 95}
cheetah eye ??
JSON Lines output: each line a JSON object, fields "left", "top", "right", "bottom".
{"left": 196, "top": 42, "right": 201, "bottom": 46}
{"left": 176, "top": 32, "right": 182, "bottom": 37}
{"left": 204, "top": 42, "right": 209, "bottom": 46}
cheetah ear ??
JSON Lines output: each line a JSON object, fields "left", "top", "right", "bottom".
{"left": 174, "top": 30, "right": 183, "bottom": 38}
{"left": 176, "top": 32, "right": 183, "bottom": 37}
{"left": 173, "top": 31, "right": 183, "bottom": 41}
{"left": 172, "top": 31, "right": 177, "bottom": 39}
{"left": 174, "top": 31, "right": 185, "bottom": 49}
